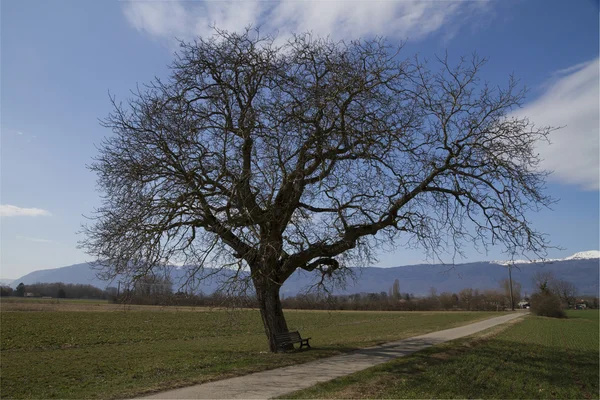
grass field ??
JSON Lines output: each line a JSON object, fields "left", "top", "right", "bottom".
{"left": 0, "top": 301, "right": 502, "bottom": 399}
{"left": 0, "top": 298, "right": 109, "bottom": 304}
{"left": 281, "top": 310, "right": 600, "bottom": 399}
{"left": 0, "top": 297, "right": 186, "bottom": 312}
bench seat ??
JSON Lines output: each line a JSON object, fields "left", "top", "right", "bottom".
{"left": 273, "top": 331, "right": 311, "bottom": 352}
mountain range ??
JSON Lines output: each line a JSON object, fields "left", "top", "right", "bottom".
{"left": 8, "top": 251, "right": 600, "bottom": 297}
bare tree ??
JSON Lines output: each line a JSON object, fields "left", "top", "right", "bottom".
{"left": 459, "top": 288, "right": 474, "bottom": 310}
{"left": 82, "top": 29, "right": 553, "bottom": 352}
{"left": 392, "top": 279, "right": 400, "bottom": 299}
{"left": 532, "top": 271, "right": 555, "bottom": 294}
{"left": 551, "top": 279, "right": 577, "bottom": 307}
{"left": 438, "top": 292, "right": 459, "bottom": 310}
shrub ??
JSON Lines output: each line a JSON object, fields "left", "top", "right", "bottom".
{"left": 530, "top": 292, "right": 566, "bottom": 318}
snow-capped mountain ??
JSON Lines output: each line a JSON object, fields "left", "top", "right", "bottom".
{"left": 491, "top": 250, "right": 600, "bottom": 266}
{"left": 565, "top": 251, "right": 600, "bottom": 260}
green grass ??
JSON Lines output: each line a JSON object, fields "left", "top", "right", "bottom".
{"left": 0, "top": 305, "right": 501, "bottom": 399}
{"left": 566, "top": 308, "right": 599, "bottom": 321}
{"left": 281, "top": 310, "right": 600, "bottom": 399}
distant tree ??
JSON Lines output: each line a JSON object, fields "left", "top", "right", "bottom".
{"left": 500, "top": 279, "right": 522, "bottom": 309}
{"left": 439, "top": 292, "right": 458, "bottom": 310}
{"left": 15, "top": 283, "right": 25, "bottom": 297}
{"left": 0, "top": 285, "right": 13, "bottom": 297}
{"left": 24, "top": 283, "right": 105, "bottom": 299}
{"left": 83, "top": 29, "right": 554, "bottom": 352}
{"left": 57, "top": 288, "right": 67, "bottom": 298}
{"left": 392, "top": 279, "right": 400, "bottom": 299}
{"left": 481, "top": 290, "right": 505, "bottom": 311}
{"left": 551, "top": 279, "right": 577, "bottom": 308}
{"left": 532, "top": 271, "right": 555, "bottom": 294}
{"left": 459, "top": 288, "right": 474, "bottom": 310}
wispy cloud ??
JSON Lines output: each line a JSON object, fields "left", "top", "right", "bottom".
{"left": 0, "top": 205, "right": 52, "bottom": 217}
{"left": 516, "top": 58, "right": 599, "bottom": 191}
{"left": 122, "top": 0, "right": 491, "bottom": 44}
{"left": 15, "top": 235, "right": 55, "bottom": 244}
{"left": 552, "top": 61, "right": 594, "bottom": 77}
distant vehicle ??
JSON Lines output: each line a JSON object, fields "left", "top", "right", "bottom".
{"left": 518, "top": 301, "right": 530, "bottom": 309}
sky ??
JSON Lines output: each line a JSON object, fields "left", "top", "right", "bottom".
{"left": 1, "top": 0, "right": 599, "bottom": 280}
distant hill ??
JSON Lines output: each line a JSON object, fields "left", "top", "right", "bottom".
{"left": 0, "top": 279, "right": 15, "bottom": 286}
{"left": 282, "top": 256, "right": 599, "bottom": 296}
{"left": 11, "top": 263, "right": 104, "bottom": 288}
{"left": 12, "top": 254, "right": 599, "bottom": 296}
{"left": 11, "top": 263, "right": 227, "bottom": 294}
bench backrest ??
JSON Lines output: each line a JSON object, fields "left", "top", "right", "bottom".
{"left": 274, "top": 331, "right": 302, "bottom": 343}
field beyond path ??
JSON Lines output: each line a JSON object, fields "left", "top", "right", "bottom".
{"left": 284, "top": 310, "right": 599, "bottom": 399}
{"left": 139, "top": 313, "right": 525, "bottom": 399}
{"left": 1, "top": 301, "right": 505, "bottom": 399}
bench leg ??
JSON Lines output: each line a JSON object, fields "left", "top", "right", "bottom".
{"left": 300, "top": 340, "right": 310, "bottom": 349}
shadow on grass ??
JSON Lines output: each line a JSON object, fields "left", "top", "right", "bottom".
{"left": 353, "top": 338, "right": 599, "bottom": 399}
{"left": 288, "top": 337, "right": 446, "bottom": 365}
{"left": 565, "top": 310, "right": 599, "bottom": 320}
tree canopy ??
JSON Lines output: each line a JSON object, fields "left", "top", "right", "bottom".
{"left": 83, "top": 29, "right": 553, "bottom": 351}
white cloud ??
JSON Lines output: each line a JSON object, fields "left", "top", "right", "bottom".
{"left": 15, "top": 235, "right": 55, "bottom": 243}
{"left": 0, "top": 205, "right": 52, "bottom": 217}
{"left": 553, "top": 61, "right": 594, "bottom": 77}
{"left": 517, "top": 58, "right": 600, "bottom": 190}
{"left": 122, "top": 0, "right": 490, "bottom": 44}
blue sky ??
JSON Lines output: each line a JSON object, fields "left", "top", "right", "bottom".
{"left": 1, "top": 0, "right": 599, "bottom": 279}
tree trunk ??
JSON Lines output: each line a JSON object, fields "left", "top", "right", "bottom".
{"left": 255, "top": 279, "right": 291, "bottom": 352}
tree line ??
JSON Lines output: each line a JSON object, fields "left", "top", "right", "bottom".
{"left": 3, "top": 272, "right": 595, "bottom": 313}
{"left": 0, "top": 282, "right": 108, "bottom": 299}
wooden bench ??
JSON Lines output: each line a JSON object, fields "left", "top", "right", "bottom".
{"left": 273, "top": 331, "right": 311, "bottom": 352}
